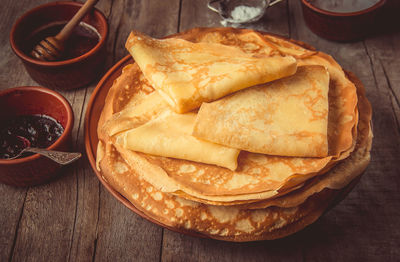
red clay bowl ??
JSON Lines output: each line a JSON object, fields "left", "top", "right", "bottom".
{"left": 10, "top": 1, "right": 108, "bottom": 90}
{"left": 300, "top": 0, "right": 386, "bottom": 42}
{"left": 0, "top": 86, "right": 74, "bottom": 187}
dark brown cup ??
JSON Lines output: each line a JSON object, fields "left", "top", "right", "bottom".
{"left": 0, "top": 86, "right": 74, "bottom": 187}
{"left": 300, "top": 0, "right": 386, "bottom": 42}
{"left": 10, "top": 1, "right": 108, "bottom": 90}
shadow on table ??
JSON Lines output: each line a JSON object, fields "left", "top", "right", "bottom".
{"left": 161, "top": 216, "right": 344, "bottom": 261}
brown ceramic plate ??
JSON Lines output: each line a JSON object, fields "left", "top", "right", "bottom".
{"left": 85, "top": 53, "right": 364, "bottom": 241}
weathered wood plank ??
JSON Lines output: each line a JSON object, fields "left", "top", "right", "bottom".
{"left": 0, "top": 185, "right": 26, "bottom": 260}
{"left": 0, "top": 0, "right": 55, "bottom": 261}
{"left": 92, "top": 190, "right": 161, "bottom": 262}
{"left": 11, "top": 176, "right": 77, "bottom": 262}
{"left": 361, "top": 32, "right": 400, "bottom": 261}
{"left": 162, "top": 229, "right": 306, "bottom": 262}
{"left": 106, "top": 0, "right": 182, "bottom": 66}
{"left": 65, "top": 88, "right": 100, "bottom": 262}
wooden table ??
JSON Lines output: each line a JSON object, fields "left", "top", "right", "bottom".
{"left": 1, "top": 0, "right": 399, "bottom": 261}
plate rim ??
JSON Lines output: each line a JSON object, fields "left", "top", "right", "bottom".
{"left": 83, "top": 29, "right": 368, "bottom": 241}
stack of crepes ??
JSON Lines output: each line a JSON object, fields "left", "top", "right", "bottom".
{"left": 96, "top": 28, "right": 372, "bottom": 241}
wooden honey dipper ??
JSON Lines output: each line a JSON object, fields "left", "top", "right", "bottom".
{"left": 31, "top": 0, "right": 99, "bottom": 61}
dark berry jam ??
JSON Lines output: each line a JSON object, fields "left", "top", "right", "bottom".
{"left": 0, "top": 115, "right": 64, "bottom": 159}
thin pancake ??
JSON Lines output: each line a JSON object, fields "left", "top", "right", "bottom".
{"left": 298, "top": 53, "right": 358, "bottom": 158}
{"left": 125, "top": 31, "right": 297, "bottom": 113}
{"left": 193, "top": 65, "right": 330, "bottom": 157}
{"left": 245, "top": 75, "right": 371, "bottom": 209}
{"left": 115, "top": 110, "right": 240, "bottom": 170}
{"left": 102, "top": 92, "right": 169, "bottom": 137}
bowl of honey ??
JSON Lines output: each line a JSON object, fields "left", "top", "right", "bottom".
{"left": 0, "top": 86, "right": 74, "bottom": 187}
{"left": 10, "top": 1, "right": 108, "bottom": 89}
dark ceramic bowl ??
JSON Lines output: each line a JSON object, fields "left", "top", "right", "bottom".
{"left": 10, "top": 1, "right": 108, "bottom": 90}
{"left": 0, "top": 86, "right": 74, "bottom": 187}
{"left": 301, "top": 0, "right": 386, "bottom": 42}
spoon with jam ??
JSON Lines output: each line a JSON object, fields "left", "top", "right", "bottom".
{"left": 0, "top": 115, "right": 81, "bottom": 165}
{"left": 7, "top": 136, "right": 81, "bottom": 165}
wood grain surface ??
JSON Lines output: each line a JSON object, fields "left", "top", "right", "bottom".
{"left": 1, "top": 0, "right": 399, "bottom": 261}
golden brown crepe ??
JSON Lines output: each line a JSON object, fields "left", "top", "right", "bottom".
{"left": 244, "top": 78, "right": 372, "bottom": 209}
{"left": 193, "top": 65, "right": 330, "bottom": 157}
{"left": 114, "top": 110, "right": 240, "bottom": 170}
{"left": 298, "top": 53, "right": 358, "bottom": 158}
{"left": 95, "top": 28, "right": 371, "bottom": 241}
{"left": 102, "top": 91, "right": 169, "bottom": 137}
{"left": 125, "top": 31, "right": 297, "bottom": 113}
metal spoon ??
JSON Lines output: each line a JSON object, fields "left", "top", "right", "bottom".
{"left": 208, "top": 0, "right": 284, "bottom": 24}
{"left": 7, "top": 136, "right": 81, "bottom": 165}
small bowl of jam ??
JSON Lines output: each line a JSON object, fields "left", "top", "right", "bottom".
{"left": 1, "top": 115, "right": 64, "bottom": 159}
{"left": 10, "top": 1, "right": 108, "bottom": 90}
{"left": 0, "top": 86, "right": 74, "bottom": 187}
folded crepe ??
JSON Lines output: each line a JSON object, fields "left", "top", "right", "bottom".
{"left": 114, "top": 110, "right": 240, "bottom": 170}
{"left": 125, "top": 31, "right": 297, "bottom": 113}
{"left": 193, "top": 65, "right": 330, "bottom": 157}
{"left": 102, "top": 91, "right": 169, "bottom": 137}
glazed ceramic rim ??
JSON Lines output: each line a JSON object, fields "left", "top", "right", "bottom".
{"left": 0, "top": 86, "right": 74, "bottom": 165}
{"left": 301, "top": 0, "right": 386, "bottom": 17}
{"left": 9, "top": 1, "right": 108, "bottom": 67}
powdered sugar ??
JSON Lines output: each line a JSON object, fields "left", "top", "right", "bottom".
{"left": 230, "top": 5, "right": 263, "bottom": 23}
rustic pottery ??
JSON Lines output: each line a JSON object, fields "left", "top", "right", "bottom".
{"left": 0, "top": 86, "right": 74, "bottom": 186}
{"left": 10, "top": 1, "right": 108, "bottom": 89}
